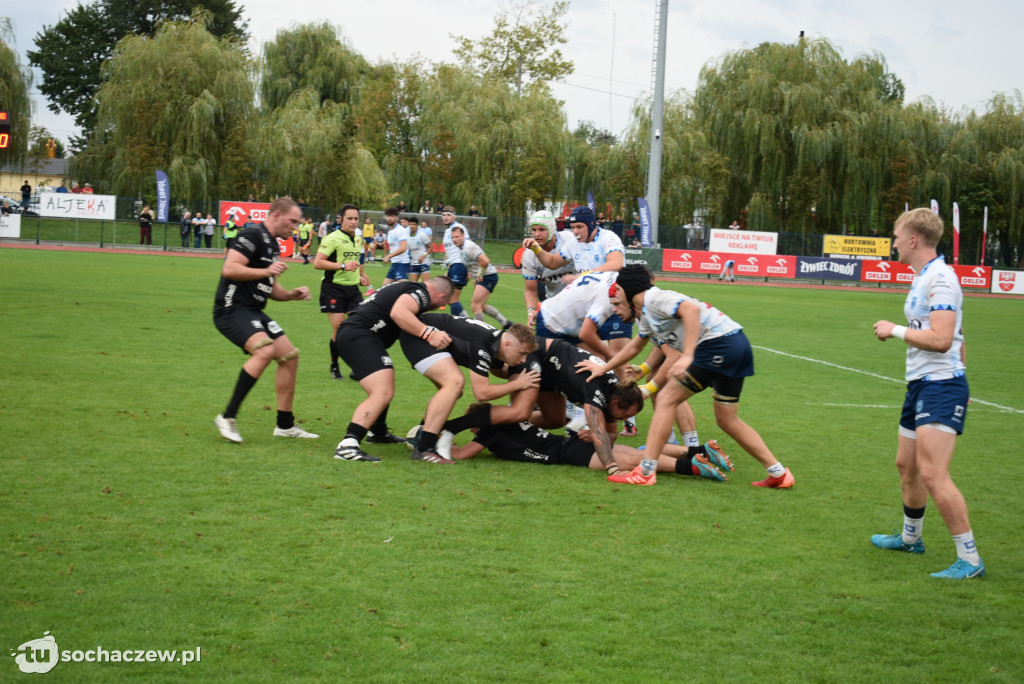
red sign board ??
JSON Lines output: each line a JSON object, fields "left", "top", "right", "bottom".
{"left": 661, "top": 250, "right": 796, "bottom": 278}
{"left": 860, "top": 260, "right": 916, "bottom": 284}
{"left": 951, "top": 264, "right": 991, "bottom": 289}
{"left": 218, "top": 200, "right": 271, "bottom": 227}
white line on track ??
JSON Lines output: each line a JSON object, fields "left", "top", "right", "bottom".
{"left": 755, "top": 345, "right": 1024, "bottom": 415}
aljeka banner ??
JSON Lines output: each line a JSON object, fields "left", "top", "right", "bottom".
{"left": 637, "top": 198, "right": 652, "bottom": 247}
{"left": 155, "top": 170, "right": 169, "bottom": 223}
{"left": 39, "top": 194, "right": 116, "bottom": 221}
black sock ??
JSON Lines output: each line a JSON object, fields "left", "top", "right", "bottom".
{"left": 687, "top": 444, "right": 704, "bottom": 458}
{"left": 371, "top": 405, "right": 390, "bottom": 434}
{"left": 419, "top": 431, "right": 439, "bottom": 452}
{"left": 675, "top": 458, "right": 693, "bottom": 476}
{"left": 224, "top": 369, "right": 258, "bottom": 419}
{"left": 277, "top": 410, "right": 294, "bottom": 430}
{"left": 345, "top": 422, "right": 368, "bottom": 443}
{"left": 329, "top": 338, "right": 338, "bottom": 365}
{"left": 443, "top": 406, "right": 492, "bottom": 435}
{"left": 903, "top": 504, "right": 926, "bottom": 519}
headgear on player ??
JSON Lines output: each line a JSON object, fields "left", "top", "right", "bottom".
{"left": 527, "top": 210, "right": 557, "bottom": 237}
{"left": 568, "top": 206, "right": 597, "bottom": 238}
{"left": 615, "top": 263, "right": 654, "bottom": 302}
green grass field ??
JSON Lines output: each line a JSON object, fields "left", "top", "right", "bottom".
{"left": 2, "top": 247, "right": 1022, "bottom": 682}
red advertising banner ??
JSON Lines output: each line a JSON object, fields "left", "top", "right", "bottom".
{"left": 951, "top": 264, "right": 991, "bottom": 289}
{"left": 661, "top": 250, "right": 796, "bottom": 278}
{"left": 218, "top": 200, "right": 271, "bottom": 226}
{"left": 860, "top": 260, "right": 916, "bottom": 284}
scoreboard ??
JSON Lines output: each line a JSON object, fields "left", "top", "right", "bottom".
{"left": 0, "top": 111, "right": 10, "bottom": 149}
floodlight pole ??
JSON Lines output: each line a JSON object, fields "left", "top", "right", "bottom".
{"left": 645, "top": 0, "right": 669, "bottom": 246}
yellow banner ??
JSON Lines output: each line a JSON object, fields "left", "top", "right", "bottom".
{"left": 822, "top": 234, "right": 892, "bottom": 257}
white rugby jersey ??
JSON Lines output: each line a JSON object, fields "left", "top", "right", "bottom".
{"left": 522, "top": 230, "right": 575, "bottom": 297}
{"left": 462, "top": 238, "right": 497, "bottom": 278}
{"left": 386, "top": 224, "right": 411, "bottom": 264}
{"left": 557, "top": 228, "right": 624, "bottom": 273}
{"left": 407, "top": 228, "right": 429, "bottom": 264}
{"left": 538, "top": 271, "right": 618, "bottom": 337}
{"left": 904, "top": 256, "right": 965, "bottom": 382}
{"left": 637, "top": 287, "right": 742, "bottom": 349}
{"left": 442, "top": 222, "right": 467, "bottom": 267}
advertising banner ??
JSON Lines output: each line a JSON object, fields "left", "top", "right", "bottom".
{"left": 39, "top": 194, "right": 116, "bottom": 221}
{"left": 661, "top": 249, "right": 796, "bottom": 278}
{"left": 155, "top": 170, "right": 169, "bottom": 223}
{"left": 637, "top": 197, "right": 652, "bottom": 247}
{"left": 795, "top": 257, "right": 862, "bottom": 281}
{"left": 622, "top": 247, "right": 661, "bottom": 271}
{"left": 0, "top": 212, "right": 21, "bottom": 238}
{"left": 951, "top": 264, "right": 990, "bottom": 289}
{"left": 822, "top": 234, "right": 891, "bottom": 258}
{"left": 707, "top": 229, "right": 778, "bottom": 255}
{"left": 218, "top": 200, "right": 271, "bottom": 227}
{"left": 860, "top": 260, "right": 916, "bottom": 284}
{"left": 991, "top": 270, "right": 1024, "bottom": 294}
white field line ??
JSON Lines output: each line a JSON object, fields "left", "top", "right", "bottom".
{"left": 755, "top": 345, "right": 1024, "bottom": 415}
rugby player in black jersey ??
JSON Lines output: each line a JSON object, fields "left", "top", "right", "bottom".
{"left": 212, "top": 198, "right": 318, "bottom": 444}
{"left": 332, "top": 276, "right": 454, "bottom": 462}
{"left": 398, "top": 315, "right": 541, "bottom": 462}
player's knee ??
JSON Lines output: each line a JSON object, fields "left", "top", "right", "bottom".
{"left": 247, "top": 337, "right": 274, "bottom": 358}
{"left": 275, "top": 347, "right": 300, "bottom": 365}
{"left": 679, "top": 373, "right": 705, "bottom": 394}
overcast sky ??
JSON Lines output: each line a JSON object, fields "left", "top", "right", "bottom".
{"left": 6, "top": 0, "right": 1023, "bottom": 143}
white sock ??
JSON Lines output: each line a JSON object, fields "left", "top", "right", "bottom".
{"left": 640, "top": 458, "right": 658, "bottom": 476}
{"left": 682, "top": 430, "right": 700, "bottom": 448}
{"left": 952, "top": 531, "right": 981, "bottom": 565}
{"left": 572, "top": 405, "right": 585, "bottom": 422}
{"left": 340, "top": 437, "right": 359, "bottom": 448}
{"left": 902, "top": 516, "right": 924, "bottom": 544}
{"left": 766, "top": 462, "right": 786, "bottom": 477}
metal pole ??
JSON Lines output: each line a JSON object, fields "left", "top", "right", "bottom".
{"left": 645, "top": 0, "right": 669, "bottom": 246}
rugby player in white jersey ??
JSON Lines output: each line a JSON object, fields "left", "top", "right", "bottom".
{"left": 521, "top": 210, "right": 575, "bottom": 329}
{"left": 870, "top": 208, "right": 984, "bottom": 579}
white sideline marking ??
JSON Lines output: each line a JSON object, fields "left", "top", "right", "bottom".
{"left": 756, "top": 345, "right": 1024, "bottom": 415}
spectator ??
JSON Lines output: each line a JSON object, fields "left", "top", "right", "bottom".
{"left": 468, "top": 205, "right": 480, "bottom": 217}
{"left": 420, "top": 199, "right": 433, "bottom": 214}
{"left": 397, "top": 200, "right": 408, "bottom": 213}
{"left": 193, "top": 212, "right": 205, "bottom": 248}
{"left": 728, "top": 220, "right": 740, "bottom": 229}
{"left": 82, "top": 183, "right": 94, "bottom": 194}
{"left": 629, "top": 236, "right": 641, "bottom": 248}
{"left": 139, "top": 205, "right": 154, "bottom": 245}
{"left": 1, "top": 200, "right": 12, "bottom": 215}
{"left": 204, "top": 213, "right": 217, "bottom": 248}
{"left": 180, "top": 211, "right": 193, "bottom": 248}
{"left": 56, "top": 181, "right": 69, "bottom": 193}
{"left": 20, "top": 180, "right": 31, "bottom": 210}
{"left": 71, "top": 182, "right": 82, "bottom": 194}
{"left": 434, "top": 202, "right": 444, "bottom": 215}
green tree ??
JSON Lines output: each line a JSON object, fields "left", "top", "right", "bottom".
{"left": 73, "top": 13, "right": 254, "bottom": 201}
{"left": 260, "top": 22, "right": 367, "bottom": 114}
{"left": 453, "top": 0, "right": 573, "bottom": 95}
{"left": 693, "top": 37, "right": 906, "bottom": 233}
{"left": 27, "top": 126, "right": 66, "bottom": 159}
{"left": 28, "top": 0, "right": 247, "bottom": 147}
{"left": 0, "top": 18, "right": 33, "bottom": 164}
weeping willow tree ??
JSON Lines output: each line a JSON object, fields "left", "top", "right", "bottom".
{"left": 260, "top": 22, "right": 367, "bottom": 114}
{"left": 415, "top": 65, "right": 569, "bottom": 231}
{"left": 0, "top": 18, "right": 33, "bottom": 165}
{"left": 249, "top": 88, "right": 386, "bottom": 209}
{"left": 693, "top": 37, "right": 905, "bottom": 233}
{"left": 75, "top": 12, "right": 254, "bottom": 201}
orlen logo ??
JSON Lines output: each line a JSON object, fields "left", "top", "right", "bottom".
{"left": 767, "top": 257, "right": 788, "bottom": 274}
{"left": 961, "top": 267, "right": 988, "bottom": 287}
{"left": 896, "top": 272, "right": 915, "bottom": 283}
{"left": 737, "top": 256, "right": 758, "bottom": 273}
{"left": 224, "top": 205, "right": 249, "bottom": 220}
{"left": 999, "top": 271, "right": 1016, "bottom": 292}
{"left": 673, "top": 252, "right": 693, "bottom": 268}
{"left": 250, "top": 209, "right": 269, "bottom": 221}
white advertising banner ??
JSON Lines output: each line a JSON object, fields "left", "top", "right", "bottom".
{"left": 991, "top": 270, "right": 1024, "bottom": 294}
{"left": 0, "top": 213, "right": 21, "bottom": 238}
{"left": 708, "top": 229, "right": 778, "bottom": 255}
{"left": 39, "top": 194, "right": 117, "bottom": 221}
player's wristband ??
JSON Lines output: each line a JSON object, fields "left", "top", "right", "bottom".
{"left": 420, "top": 326, "right": 436, "bottom": 340}
{"left": 530, "top": 243, "right": 542, "bottom": 254}
{"left": 605, "top": 463, "right": 620, "bottom": 476}
{"left": 641, "top": 380, "right": 660, "bottom": 397}
{"left": 638, "top": 362, "right": 651, "bottom": 378}
{"left": 891, "top": 325, "right": 908, "bottom": 341}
